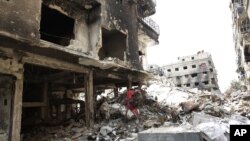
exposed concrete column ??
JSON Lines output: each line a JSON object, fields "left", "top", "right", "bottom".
{"left": 0, "top": 56, "right": 25, "bottom": 141}
{"left": 127, "top": 75, "right": 132, "bottom": 89}
{"left": 11, "top": 78, "right": 23, "bottom": 141}
{"left": 41, "top": 82, "right": 48, "bottom": 120}
{"left": 114, "top": 87, "right": 119, "bottom": 97}
{"left": 84, "top": 70, "right": 94, "bottom": 127}
{"left": 93, "top": 86, "right": 97, "bottom": 120}
{"left": 138, "top": 81, "right": 142, "bottom": 89}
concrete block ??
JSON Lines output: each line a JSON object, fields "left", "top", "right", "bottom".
{"left": 138, "top": 127, "right": 203, "bottom": 141}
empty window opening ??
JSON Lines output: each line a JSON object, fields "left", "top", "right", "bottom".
{"left": 213, "top": 87, "right": 218, "bottom": 90}
{"left": 210, "top": 68, "right": 214, "bottom": 72}
{"left": 208, "top": 61, "right": 212, "bottom": 65}
{"left": 40, "top": 4, "right": 75, "bottom": 46}
{"left": 183, "top": 66, "right": 188, "bottom": 70}
{"left": 211, "top": 78, "right": 216, "bottom": 84}
{"left": 203, "top": 71, "right": 208, "bottom": 74}
{"left": 186, "top": 84, "right": 190, "bottom": 87}
{"left": 175, "top": 68, "right": 179, "bottom": 71}
{"left": 192, "top": 65, "right": 196, "bottom": 68}
{"left": 184, "top": 75, "right": 189, "bottom": 78}
{"left": 4, "top": 99, "right": 7, "bottom": 106}
{"left": 167, "top": 69, "right": 171, "bottom": 72}
{"left": 191, "top": 57, "right": 194, "bottom": 60}
{"left": 99, "top": 28, "right": 127, "bottom": 61}
{"left": 195, "top": 82, "right": 199, "bottom": 86}
{"left": 244, "top": 46, "right": 250, "bottom": 62}
{"left": 176, "top": 76, "right": 181, "bottom": 80}
{"left": 203, "top": 81, "right": 209, "bottom": 85}
{"left": 191, "top": 73, "right": 198, "bottom": 78}
{"left": 138, "top": 51, "right": 144, "bottom": 65}
{"left": 182, "top": 59, "right": 185, "bottom": 61}
{"left": 177, "top": 84, "right": 181, "bottom": 87}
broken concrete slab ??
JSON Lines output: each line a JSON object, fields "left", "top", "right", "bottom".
{"left": 138, "top": 127, "right": 203, "bottom": 141}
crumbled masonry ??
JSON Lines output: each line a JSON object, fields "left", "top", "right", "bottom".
{"left": 21, "top": 76, "right": 250, "bottom": 141}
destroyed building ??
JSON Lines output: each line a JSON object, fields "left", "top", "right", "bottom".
{"left": 162, "top": 51, "right": 220, "bottom": 92}
{"left": 230, "top": 0, "right": 250, "bottom": 89}
{"left": 0, "top": 0, "right": 159, "bottom": 140}
{"left": 147, "top": 64, "right": 164, "bottom": 76}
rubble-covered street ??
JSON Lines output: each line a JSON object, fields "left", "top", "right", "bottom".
{"left": 23, "top": 75, "right": 250, "bottom": 141}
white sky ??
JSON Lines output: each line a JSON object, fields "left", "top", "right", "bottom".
{"left": 147, "top": 0, "right": 238, "bottom": 92}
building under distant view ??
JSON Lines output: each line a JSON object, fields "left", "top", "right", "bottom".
{"left": 230, "top": 0, "right": 250, "bottom": 89}
{"left": 162, "top": 51, "right": 220, "bottom": 92}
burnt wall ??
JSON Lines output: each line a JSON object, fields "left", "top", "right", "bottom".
{"left": 0, "top": 0, "right": 41, "bottom": 41}
{"left": 99, "top": 29, "right": 127, "bottom": 60}
{"left": 101, "top": 0, "right": 141, "bottom": 69}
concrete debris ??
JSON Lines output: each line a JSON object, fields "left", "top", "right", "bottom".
{"left": 138, "top": 126, "right": 202, "bottom": 141}
{"left": 23, "top": 78, "right": 250, "bottom": 141}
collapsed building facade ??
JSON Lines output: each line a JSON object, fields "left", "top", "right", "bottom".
{"left": 0, "top": 0, "right": 159, "bottom": 140}
{"left": 162, "top": 51, "right": 220, "bottom": 92}
{"left": 230, "top": 0, "right": 250, "bottom": 89}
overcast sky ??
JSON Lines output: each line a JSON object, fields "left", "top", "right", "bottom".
{"left": 147, "top": 0, "right": 238, "bottom": 92}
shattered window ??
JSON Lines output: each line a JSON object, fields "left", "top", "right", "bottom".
{"left": 40, "top": 4, "right": 75, "bottom": 46}
{"left": 191, "top": 73, "right": 198, "bottom": 77}
{"left": 195, "top": 82, "right": 199, "bottom": 86}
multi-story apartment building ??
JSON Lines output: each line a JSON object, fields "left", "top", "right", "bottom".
{"left": 230, "top": 0, "right": 250, "bottom": 89}
{"left": 0, "top": 0, "right": 159, "bottom": 140}
{"left": 162, "top": 51, "right": 220, "bottom": 92}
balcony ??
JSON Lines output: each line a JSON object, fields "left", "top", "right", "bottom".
{"left": 139, "top": 17, "right": 160, "bottom": 35}
{"left": 231, "top": 0, "right": 247, "bottom": 20}
{"left": 240, "top": 19, "right": 250, "bottom": 34}
{"left": 138, "top": 17, "right": 159, "bottom": 46}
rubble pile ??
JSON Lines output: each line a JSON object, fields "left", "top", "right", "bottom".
{"left": 144, "top": 78, "right": 250, "bottom": 141}
{"left": 23, "top": 88, "right": 170, "bottom": 141}
{"left": 23, "top": 77, "right": 250, "bottom": 141}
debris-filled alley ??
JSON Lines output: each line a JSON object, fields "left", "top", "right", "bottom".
{"left": 1, "top": 0, "right": 250, "bottom": 141}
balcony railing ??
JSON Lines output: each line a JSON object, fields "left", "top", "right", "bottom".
{"left": 232, "top": 0, "right": 244, "bottom": 5}
{"left": 240, "top": 20, "right": 250, "bottom": 33}
{"left": 139, "top": 17, "right": 160, "bottom": 35}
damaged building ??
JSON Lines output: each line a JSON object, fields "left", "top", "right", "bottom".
{"left": 0, "top": 0, "right": 159, "bottom": 140}
{"left": 230, "top": 0, "right": 250, "bottom": 89}
{"left": 162, "top": 51, "right": 220, "bottom": 92}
